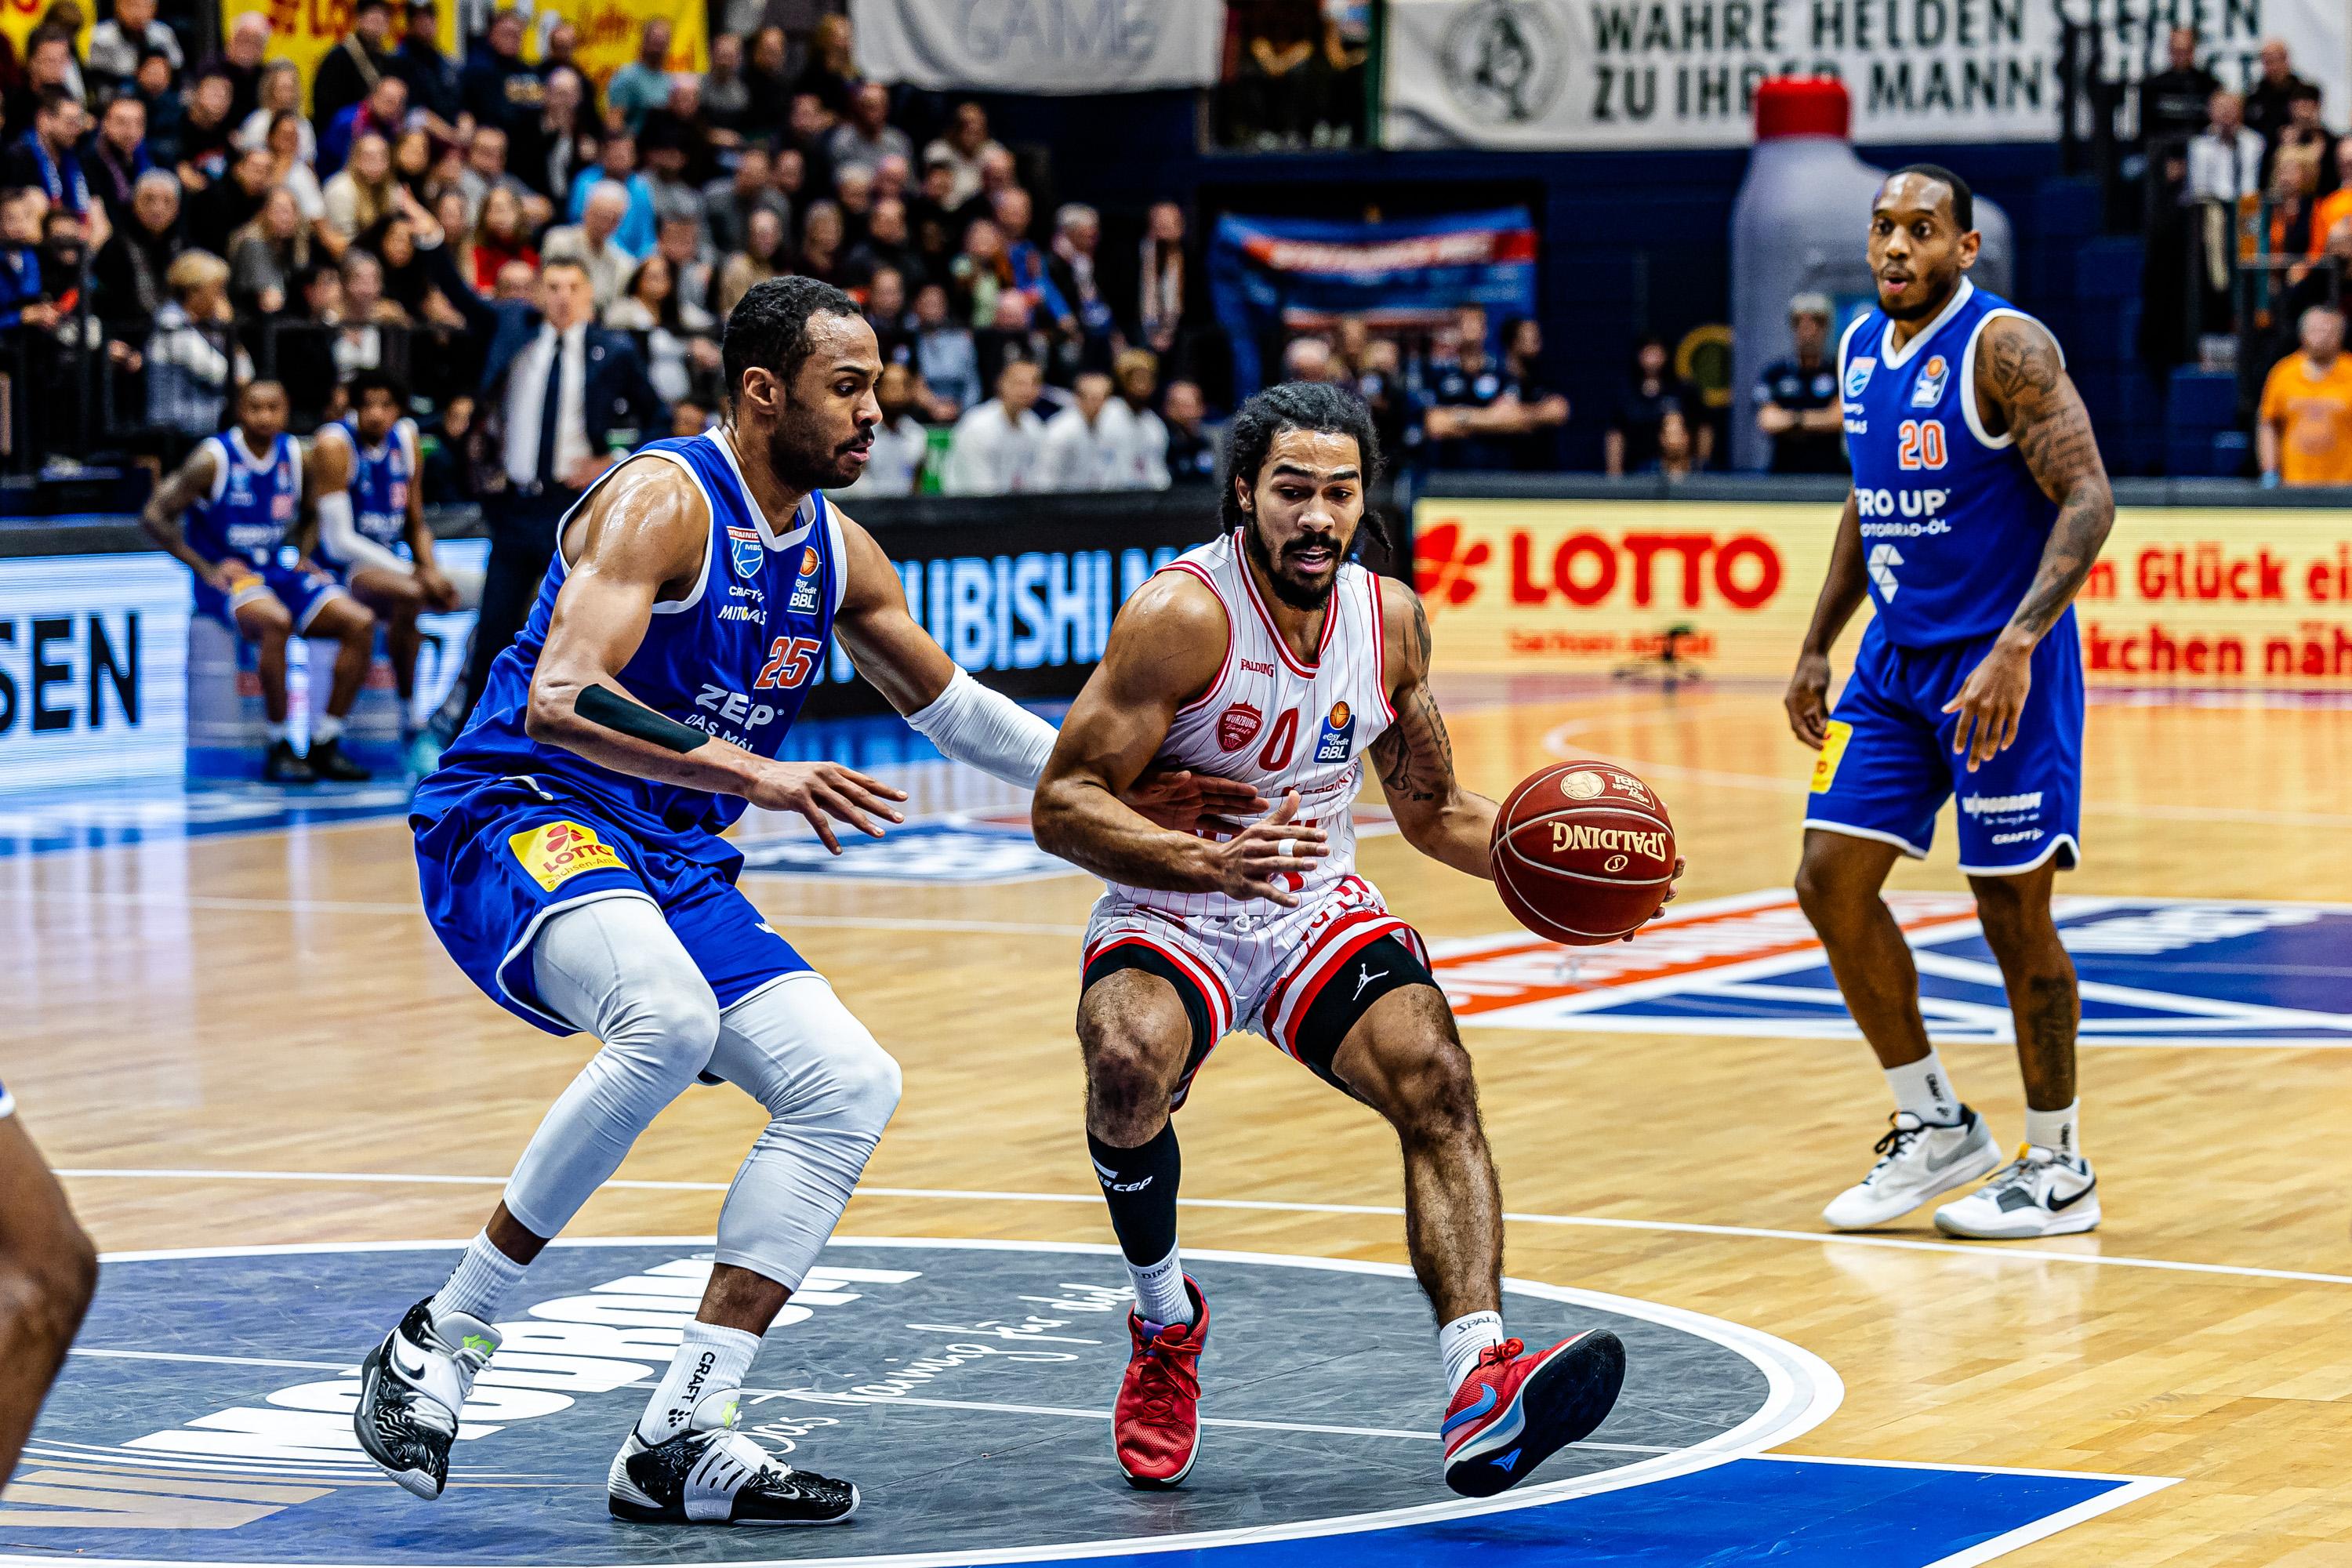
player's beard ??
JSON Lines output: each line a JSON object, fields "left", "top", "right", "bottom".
{"left": 1244, "top": 513, "right": 1341, "bottom": 612}
{"left": 1881, "top": 270, "right": 1955, "bottom": 321}
{"left": 765, "top": 406, "right": 869, "bottom": 494}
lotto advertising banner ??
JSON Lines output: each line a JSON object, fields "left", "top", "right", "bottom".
{"left": 1208, "top": 208, "right": 1540, "bottom": 398}
{"left": 849, "top": 0, "right": 1223, "bottom": 93}
{"left": 1410, "top": 499, "right": 2352, "bottom": 687}
{"left": 1381, "top": 0, "right": 2352, "bottom": 150}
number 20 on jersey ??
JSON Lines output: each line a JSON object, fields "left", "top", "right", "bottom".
{"left": 1896, "top": 419, "right": 1947, "bottom": 470}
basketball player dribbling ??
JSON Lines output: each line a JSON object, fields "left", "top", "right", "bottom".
{"left": 348, "top": 277, "right": 1248, "bottom": 1526}
{"left": 1033, "top": 381, "right": 1682, "bottom": 1498}
{"left": 1785, "top": 165, "right": 2116, "bottom": 1240}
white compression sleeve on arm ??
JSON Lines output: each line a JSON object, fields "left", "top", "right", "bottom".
{"left": 904, "top": 669, "right": 1058, "bottom": 789}
{"left": 314, "top": 488, "right": 407, "bottom": 576}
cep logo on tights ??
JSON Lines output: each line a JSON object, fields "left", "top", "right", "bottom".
{"left": 508, "top": 820, "right": 628, "bottom": 892}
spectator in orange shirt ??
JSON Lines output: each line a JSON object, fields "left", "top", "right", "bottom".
{"left": 2258, "top": 304, "right": 2352, "bottom": 486}
{"left": 2306, "top": 140, "right": 2352, "bottom": 256}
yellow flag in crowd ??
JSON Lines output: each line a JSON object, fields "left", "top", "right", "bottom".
{"left": 535, "top": 0, "right": 706, "bottom": 88}
{"left": 0, "top": 0, "right": 94, "bottom": 66}
{"left": 212, "top": 0, "right": 703, "bottom": 108}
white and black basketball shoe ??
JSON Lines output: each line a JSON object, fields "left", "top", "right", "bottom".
{"left": 353, "top": 1298, "right": 500, "bottom": 1499}
{"left": 1934, "top": 1145, "right": 2100, "bottom": 1239}
{"left": 1820, "top": 1108, "right": 2004, "bottom": 1230}
{"left": 608, "top": 1390, "right": 859, "bottom": 1526}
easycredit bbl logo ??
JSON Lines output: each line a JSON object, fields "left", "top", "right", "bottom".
{"left": 1414, "top": 517, "right": 1784, "bottom": 611}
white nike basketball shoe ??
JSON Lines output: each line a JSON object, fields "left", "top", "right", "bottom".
{"left": 608, "top": 1389, "right": 859, "bottom": 1525}
{"left": 1933, "top": 1145, "right": 2100, "bottom": 1239}
{"left": 1821, "top": 1108, "right": 2004, "bottom": 1230}
{"left": 353, "top": 1298, "right": 501, "bottom": 1497}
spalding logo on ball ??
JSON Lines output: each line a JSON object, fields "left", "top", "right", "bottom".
{"left": 1490, "top": 761, "right": 1677, "bottom": 946}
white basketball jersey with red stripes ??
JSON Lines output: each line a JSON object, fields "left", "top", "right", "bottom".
{"left": 1108, "top": 530, "right": 1395, "bottom": 921}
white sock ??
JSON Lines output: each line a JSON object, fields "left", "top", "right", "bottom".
{"left": 264, "top": 720, "right": 289, "bottom": 742}
{"left": 1438, "top": 1310, "right": 1507, "bottom": 1396}
{"left": 2024, "top": 1101, "right": 2081, "bottom": 1161}
{"left": 428, "top": 1230, "right": 530, "bottom": 1326}
{"left": 637, "top": 1320, "right": 760, "bottom": 1443}
{"left": 1885, "top": 1051, "right": 1962, "bottom": 1124}
{"left": 313, "top": 713, "right": 345, "bottom": 744}
{"left": 1128, "top": 1243, "right": 1194, "bottom": 1328}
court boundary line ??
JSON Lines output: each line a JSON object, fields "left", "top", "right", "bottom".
{"left": 13, "top": 1232, "right": 1841, "bottom": 1568}
{"left": 49, "top": 1168, "right": 2352, "bottom": 1287}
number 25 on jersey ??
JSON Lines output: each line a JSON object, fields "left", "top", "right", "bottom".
{"left": 753, "top": 636, "right": 823, "bottom": 691}
{"left": 1896, "top": 419, "right": 1947, "bottom": 471}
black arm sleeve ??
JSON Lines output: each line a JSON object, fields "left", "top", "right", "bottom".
{"left": 575, "top": 683, "right": 709, "bottom": 753}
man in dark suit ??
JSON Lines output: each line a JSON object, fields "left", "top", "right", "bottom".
{"left": 416, "top": 221, "right": 666, "bottom": 720}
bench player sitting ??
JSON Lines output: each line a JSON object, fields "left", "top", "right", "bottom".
{"left": 140, "top": 379, "right": 379, "bottom": 782}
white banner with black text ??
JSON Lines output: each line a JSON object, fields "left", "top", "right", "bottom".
{"left": 849, "top": 0, "right": 1225, "bottom": 94}
{"left": 1381, "top": 0, "right": 2352, "bottom": 149}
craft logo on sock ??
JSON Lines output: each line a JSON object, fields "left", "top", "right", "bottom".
{"left": 507, "top": 819, "right": 626, "bottom": 891}
{"left": 788, "top": 544, "right": 822, "bottom": 612}
{"left": 1312, "top": 701, "right": 1356, "bottom": 764}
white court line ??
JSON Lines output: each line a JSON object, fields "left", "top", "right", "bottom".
{"left": 1538, "top": 720, "right": 2352, "bottom": 826}
{"left": 0, "top": 891, "right": 1091, "bottom": 937}
{"left": 758, "top": 1387, "right": 1674, "bottom": 1454}
{"left": 51, "top": 1167, "right": 2352, "bottom": 1288}
{"left": 67, "top": 1348, "right": 354, "bottom": 1372}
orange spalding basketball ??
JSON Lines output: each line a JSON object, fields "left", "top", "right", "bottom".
{"left": 1490, "top": 762, "right": 1677, "bottom": 946}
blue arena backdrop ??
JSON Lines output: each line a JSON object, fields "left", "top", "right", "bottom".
{"left": 1209, "top": 207, "right": 1541, "bottom": 398}
{"left": 0, "top": 493, "right": 1233, "bottom": 791}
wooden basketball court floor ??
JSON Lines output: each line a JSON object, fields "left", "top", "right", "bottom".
{"left": 2, "top": 673, "right": 2350, "bottom": 1564}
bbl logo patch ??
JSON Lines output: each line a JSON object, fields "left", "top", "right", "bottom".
{"left": 1559, "top": 769, "right": 1606, "bottom": 800}
{"left": 788, "top": 543, "right": 822, "bottom": 613}
{"left": 1911, "top": 354, "right": 1951, "bottom": 407}
{"left": 1312, "top": 700, "right": 1356, "bottom": 764}
{"left": 1843, "top": 356, "right": 1876, "bottom": 399}
{"left": 1218, "top": 702, "right": 1264, "bottom": 752}
{"left": 728, "top": 526, "right": 764, "bottom": 579}
{"left": 507, "top": 819, "right": 626, "bottom": 891}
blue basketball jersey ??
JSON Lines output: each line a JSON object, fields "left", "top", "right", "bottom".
{"left": 412, "top": 430, "right": 844, "bottom": 866}
{"left": 187, "top": 430, "right": 302, "bottom": 566}
{"left": 1839, "top": 278, "right": 2061, "bottom": 647}
{"left": 321, "top": 416, "right": 417, "bottom": 563}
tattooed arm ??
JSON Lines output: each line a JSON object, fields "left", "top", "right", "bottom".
{"left": 1941, "top": 313, "right": 2114, "bottom": 771}
{"left": 1368, "top": 577, "right": 1497, "bottom": 880}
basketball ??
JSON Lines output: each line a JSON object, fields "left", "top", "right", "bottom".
{"left": 1490, "top": 763, "right": 1678, "bottom": 946}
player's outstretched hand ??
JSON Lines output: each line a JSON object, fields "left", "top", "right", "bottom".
{"left": 1124, "top": 767, "right": 1268, "bottom": 835}
{"left": 1212, "top": 789, "right": 1327, "bottom": 907}
{"left": 749, "top": 760, "right": 909, "bottom": 855}
{"left": 1784, "top": 651, "right": 1831, "bottom": 748}
{"left": 1622, "top": 856, "right": 1687, "bottom": 942}
{"left": 1942, "top": 636, "right": 2033, "bottom": 774}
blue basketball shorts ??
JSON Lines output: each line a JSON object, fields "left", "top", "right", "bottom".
{"left": 413, "top": 778, "right": 813, "bottom": 1036}
{"left": 191, "top": 556, "right": 346, "bottom": 633}
{"left": 1805, "top": 618, "right": 2084, "bottom": 875}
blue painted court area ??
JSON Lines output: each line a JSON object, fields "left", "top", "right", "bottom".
{"left": 1070, "top": 1457, "right": 2145, "bottom": 1567}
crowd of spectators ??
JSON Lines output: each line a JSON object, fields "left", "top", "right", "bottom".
{"left": 0, "top": 0, "right": 1218, "bottom": 493}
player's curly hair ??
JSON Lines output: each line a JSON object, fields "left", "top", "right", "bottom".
{"left": 1218, "top": 379, "right": 1385, "bottom": 539}
{"left": 720, "top": 275, "right": 862, "bottom": 405}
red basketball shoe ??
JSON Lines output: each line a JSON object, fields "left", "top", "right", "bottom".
{"left": 1439, "top": 1329, "right": 1626, "bottom": 1497}
{"left": 1112, "top": 1277, "right": 1208, "bottom": 1488}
